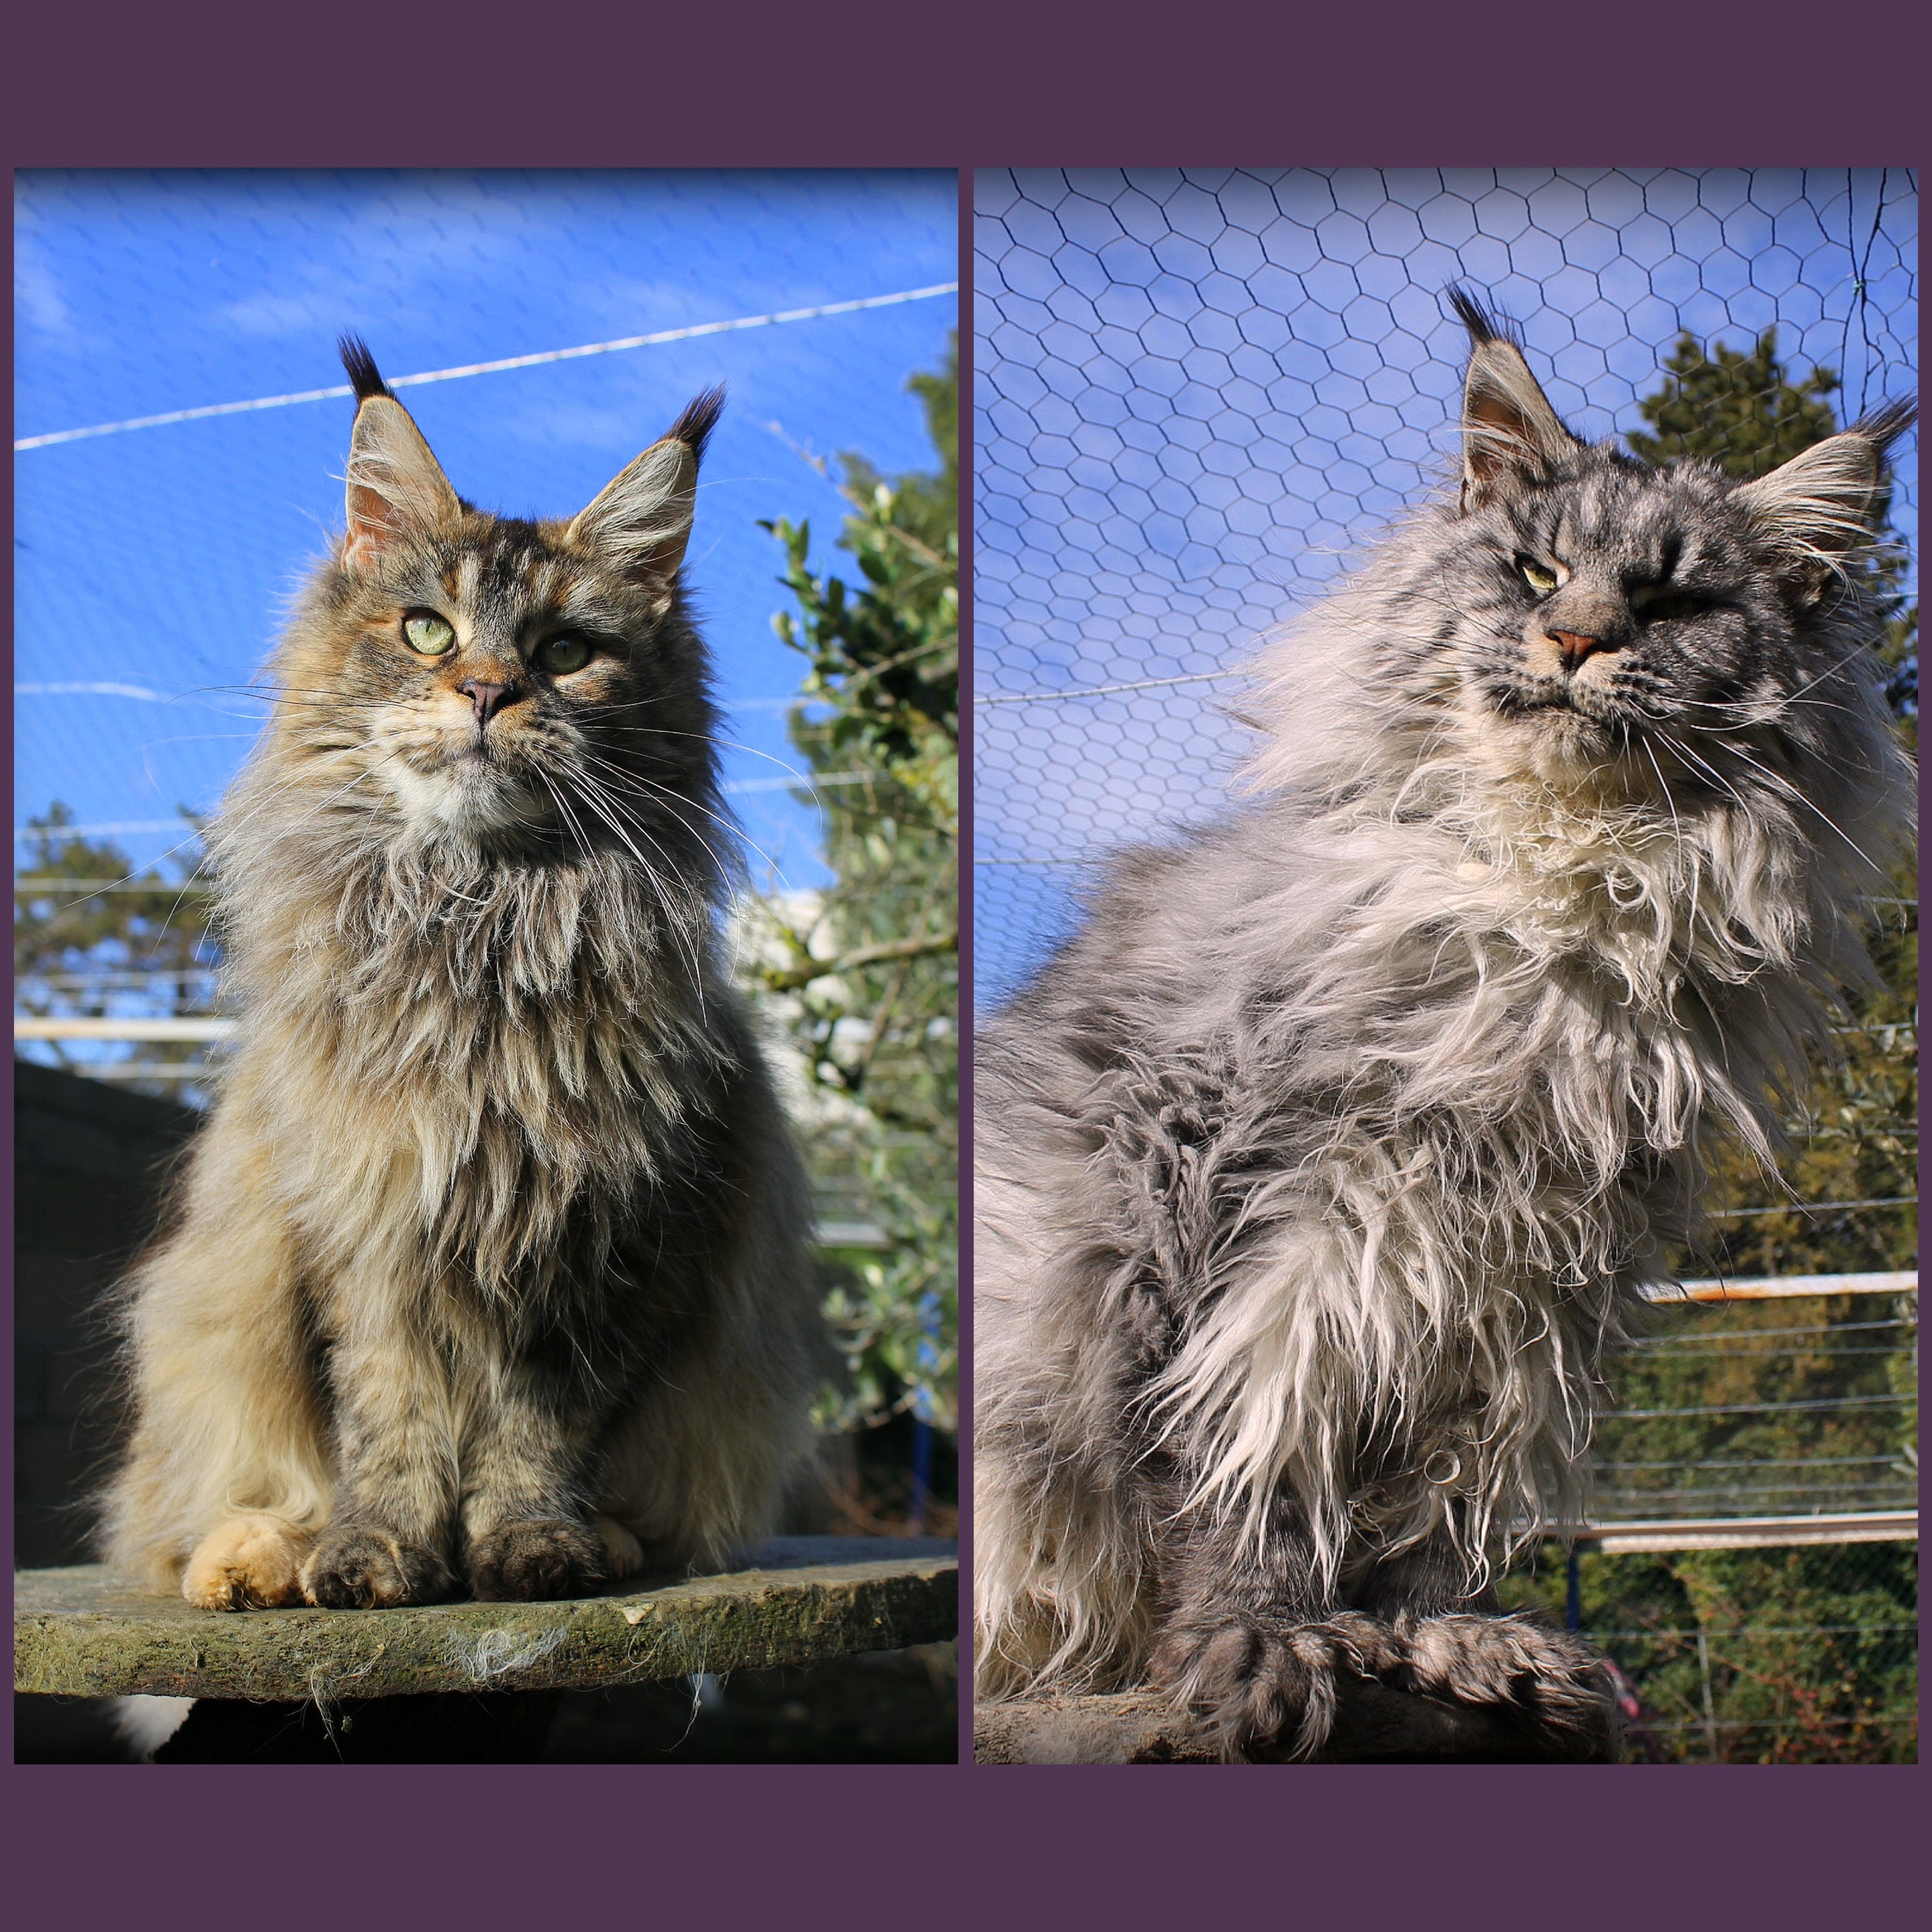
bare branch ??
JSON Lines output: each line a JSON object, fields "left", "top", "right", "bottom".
{"left": 759, "top": 928, "right": 958, "bottom": 993}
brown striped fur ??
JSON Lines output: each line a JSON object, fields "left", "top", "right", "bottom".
{"left": 100, "top": 343, "right": 821, "bottom": 1608}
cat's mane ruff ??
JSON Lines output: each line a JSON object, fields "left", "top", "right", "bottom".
{"left": 206, "top": 789, "right": 723, "bottom": 1293}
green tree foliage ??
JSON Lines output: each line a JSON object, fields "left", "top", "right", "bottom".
{"left": 1503, "top": 1534, "right": 1918, "bottom": 1763}
{"left": 753, "top": 338, "right": 959, "bottom": 1436}
{"left": 1630, "top": 327, "right": 1917, "bottom": 717}
{"left": 14, "top": 804, "right": 217, "bottom": 1096}
{"left": 1503, "top": 1265, "right": 1918, "bottom": 1760}
{"left": 1639, "top": 331, "right": 1917, "bottom": 1290}
{"left": 1497, "top": 330, "right": 1920, "bottom": 1762}
{"left": 1626, "top": 327, "right": 1843, "bottom": 476}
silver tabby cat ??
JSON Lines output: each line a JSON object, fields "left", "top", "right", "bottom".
{"left": 103, "top": 341, "right": 821, "bottom": 1610}
{"left": 974, "top": 291, "right": 1915, "bottom": 1759}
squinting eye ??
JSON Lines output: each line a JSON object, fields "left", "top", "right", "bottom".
{"left": 1645, "top": 594, "right": 1706, "bottom": 624}
{"left": 1515, "top": 555, "right": 1558, "bottom": 595}
{"left": 538, "top": 636, "right": 592, "bottom": 676}
{"left": 402, "top": 611, "right": 455, "bottom": 655}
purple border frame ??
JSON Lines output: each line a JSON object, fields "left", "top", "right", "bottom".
{"left": 9, "top": 0, "right": 1925, "bottom": 1919}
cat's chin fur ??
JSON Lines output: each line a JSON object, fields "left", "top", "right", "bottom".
{"left": 1468, "top": 695, "right": 1634, "bottom": 793}
{"left": 382, "top": 747, "right": 550, "bottom": 837}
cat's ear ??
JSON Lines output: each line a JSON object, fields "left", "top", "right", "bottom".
{"left": 566, "top": 386, "right": 725, "bottom": 602}
{"left": 1449, "top": 288, "right": 1581, "bottom": 501}
{"left": 1730, "top": 400, "right": 1915, "bottom": 579}
{"left": 338, "top": 337, "right": 460, "bottom": 572}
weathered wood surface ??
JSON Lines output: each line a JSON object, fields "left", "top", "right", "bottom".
{"left": 16, "top": 1536, "right": 957, "bottom": 1703}
{"left": 974, "top": 1683, "right": 1618, "bottom": 1764}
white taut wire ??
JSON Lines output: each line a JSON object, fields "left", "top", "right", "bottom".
{"left": 13, "top": 283, "right": 961, "bottom": 452}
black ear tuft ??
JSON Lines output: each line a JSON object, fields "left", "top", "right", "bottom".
{"left": 1447, "top": 285, "right": 1513, "bottom": 347}
{"left": 1849, "top": 396, "right": 1917, "bottom": 458}
{"left": 338, "top": 334, "right": 393, "bottom": 403}
{"left": 668, "top": 385, "right": 726, "bottom": 465}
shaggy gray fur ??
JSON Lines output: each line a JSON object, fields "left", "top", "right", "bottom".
{"left": 973, "top": 292, "right": 1915, "bottom": 1760}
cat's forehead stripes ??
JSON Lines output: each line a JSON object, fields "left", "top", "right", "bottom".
{"left": 525, "top": 554, "right": 566, "bottom": 608}
{"left": 439, "top": 551, "right": 484, "bottom": 610}
{"left": 1526, "top": 471, "right": 1734, "bottom": 588}
{"left": 434, "top": 538, "right": 572, "bottom": 617}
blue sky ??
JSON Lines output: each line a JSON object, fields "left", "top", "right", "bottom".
{"left": 15, "top": 169, "right": 958, "bottom": 893}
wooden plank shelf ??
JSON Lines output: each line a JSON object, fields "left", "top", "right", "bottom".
{"left": 15, "top": 1536, "right": 957, "bottom": 1704}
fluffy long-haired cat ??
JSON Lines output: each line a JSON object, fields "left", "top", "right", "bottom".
{"left": 974, "top": 291, "right": 1915, "bottom": 1760}
{"left": 101, "top": 340, "right": 821, "bottom": 1610}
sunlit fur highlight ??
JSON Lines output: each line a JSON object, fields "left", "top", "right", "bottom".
{"left": 974, "top": 304, "right": 1914, "bottom": 1755}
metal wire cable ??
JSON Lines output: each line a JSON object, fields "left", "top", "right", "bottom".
{"left": 13, "top": 283, "right": 960, "bottom": 452}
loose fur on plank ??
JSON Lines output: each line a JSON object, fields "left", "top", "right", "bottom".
{"left": 101, "top": 344, "right": 822, "bottom": 1611}
{"left": 974, "top": 290, "right": 1915, "bottom": 1759}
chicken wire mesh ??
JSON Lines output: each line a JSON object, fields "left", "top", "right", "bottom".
{"left": 971, "top": 166, "right": 1918, "bottom": 1763}
{"left": 1494, "top": 1534, "right": 1917, "bottom": 1765}
{"left": 972, "top": 165, "right": 1918, "bottom": 1013}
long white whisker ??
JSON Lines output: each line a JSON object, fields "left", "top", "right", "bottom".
{"left": 567, "top": 777, "right": 708, "bottom": 1008}
{"left": 570, "top": 748, "right": 785, "bottom": 883}
{"left": 533, "top": 767, "right": 596, "bottom": 868}
{"left": 1720, "top": 740, "right": 1885, "bottom": 871}
{"left": 572, "top": 712, "right": 816, "bottom": 784}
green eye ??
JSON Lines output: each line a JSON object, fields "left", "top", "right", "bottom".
{"left": 538, "top": 635, "right": 592, "bottom": 676}
{"left": 1516, "top": 556, "right": 1558, "bottom": 595}
{"left": 403, "top": 611, "right": 455, "bottom": 655}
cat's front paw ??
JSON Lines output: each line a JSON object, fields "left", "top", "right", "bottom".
{"left": 183, "top": 1514, "right": 310, "bottom": 1611}
{"left": 1395, "top": 1612, "right": 1619, "bottom": 1761}
{"left": 299, "top": 1525, "right": 453, "bottom": 1608}
{"left": 1152, "top": 1610, "right": 1396, "bottom": 1761}
{"left": 466, "top": 1519, "right": 613, "bottom": 1602}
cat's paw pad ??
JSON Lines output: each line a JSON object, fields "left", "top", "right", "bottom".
{"left": 182, "top": 1515, "right": 309, "bottom": 1611}
{"left": 298, "top": 1526, "right": 451, "bottom": 1609}
{"left": 1395, "top": 1613, "right": 1618, "bottom": 1758}
{"left": 466, "top": 1519, "right": 613, "bottom": 1602}
{"left": 1153, "top": 1612, "right": 1391, "bottom": 1761}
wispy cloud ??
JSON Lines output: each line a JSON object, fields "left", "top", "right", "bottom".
{"left": 14, "top": 228, "right": 74, "bottom": 337}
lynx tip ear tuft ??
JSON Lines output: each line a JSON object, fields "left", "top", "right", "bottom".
{"left": 338, "top": 334, "right": 392, "bottom": 405}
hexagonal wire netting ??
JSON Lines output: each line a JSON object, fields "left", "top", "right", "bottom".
{"left": 971, "top": 167, "right": 1919, "bottom": 1765}
{"left": 972, "top": 167, "right": 1918, "bottom": 1015}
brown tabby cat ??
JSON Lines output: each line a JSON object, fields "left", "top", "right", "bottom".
{"left": 101, "top": 340, "right": 822, "bottom": 1609}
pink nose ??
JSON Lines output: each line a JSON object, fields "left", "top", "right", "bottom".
{"left": 460, "top": 680, "right": 515, "bottom": 725}
{"left": 1549, "top": 629, "right": 1606, "bottom": 672}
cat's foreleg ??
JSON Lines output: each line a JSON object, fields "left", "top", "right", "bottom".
{"left": 298, "top": 1292, "right": 460, "bottom": 1608}
{"left": 101, "top": 1114, "right": 332, "bottom": 1608}
{"left": 1147, "top": 1490, "right": 1402, "bottom": 1762}
{"left": 1347, "top": 1514, "right": 1504, "bottom": 1620}
{"left": 452, "top": 1366, "right": 619, "bottom": 1602}
{"left": 1350, "top": 1529, "right": 1620, "bottom": 1761}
